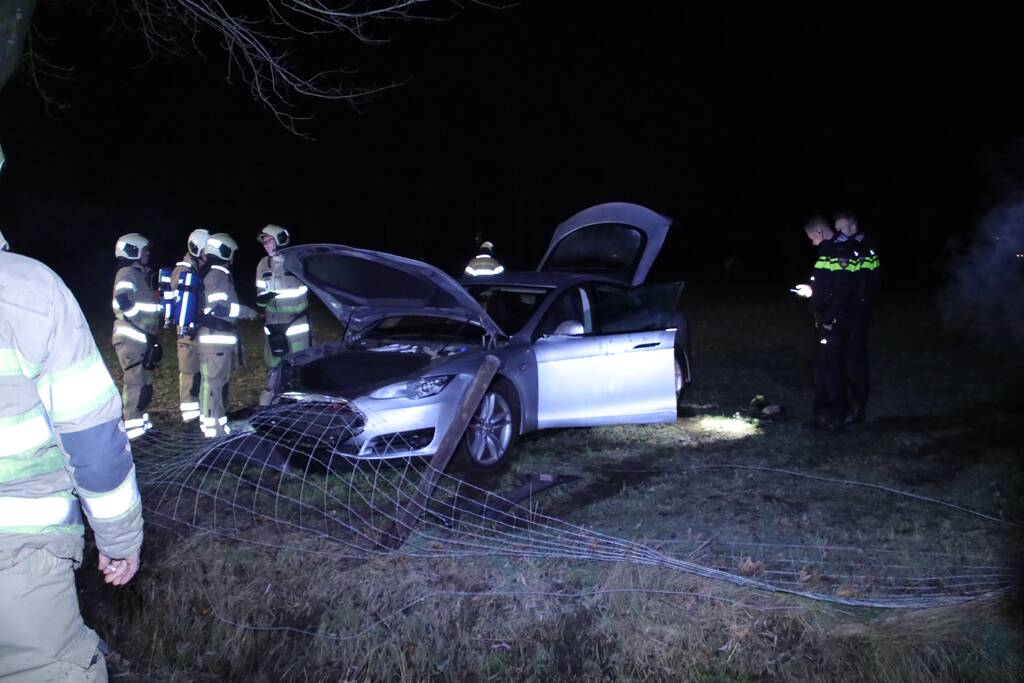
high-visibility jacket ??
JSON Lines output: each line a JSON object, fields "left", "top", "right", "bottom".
{"left": 198, "top": 263, "right": 246, "bottom": 347}
{"left": 112, "top": 262, "right": 161, "bottom": 343}
{"left": 0, "top": 251, "right": 143, "bottom": 561}
{"left": 809, "top": 239, "right": 854, "bottom": 326}
{"left": 170, "top": 254, "right": 203, "bottom": 340}
{"left": 849, "top": 231, "right": 881, "bottom": 311}
{"left": 255, "top": 254, "right": 308, "bottom": 324}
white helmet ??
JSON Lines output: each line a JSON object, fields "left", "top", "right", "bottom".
{"left": 480, "top": 240, "right": 494, "bottom": 253}
{"left": 258, "top": 224, "right": 290, "bottom": 248}
{"left": 187, "top": 228, "right": 210, "bottom": 258}
{"left": 115, "top": 233, "right": 150, "bottom": 260}
{"left": 205, "top": 233, "right": 239, "bottom": 263}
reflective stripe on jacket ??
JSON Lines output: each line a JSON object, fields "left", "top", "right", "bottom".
{"left": 256, "top": 254, "right": 308, "bottom": 322}
{"left": 198, "top": 264, "right": 243, "bottom": 346}
{"left": 1, "top": 251, "right": 144, "bottom": 559}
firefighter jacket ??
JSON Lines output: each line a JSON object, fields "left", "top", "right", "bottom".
{"left": 809, "top": 239, "right": 854, "bottom": 326}
{"left": 0, "top": 251, "right": 144, "bottom": 562}
{"left": 198, "top": 263, "right": 247, "bottom": 347}
{"left": 464, "top": 251, "right": 504, "bottom": 277}
{"left": 256, "top": 254, "right": 309, "bottom": 324}
{"left": 170, "top": 254, "right": 202, "bottom": 340}
{"left": 112, "top": 261, "right": 162, "bottom": 343}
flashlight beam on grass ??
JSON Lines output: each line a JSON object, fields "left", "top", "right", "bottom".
{"left": 697, "top": 416, "right": 759, "bottom": 437}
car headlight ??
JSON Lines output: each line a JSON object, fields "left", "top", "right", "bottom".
{"left": 369, "top": 375, "right": 454, "bottom": 400}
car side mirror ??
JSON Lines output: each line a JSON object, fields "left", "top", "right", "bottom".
{"left": 553, "top": 320, "right": 585, "bottom": 336}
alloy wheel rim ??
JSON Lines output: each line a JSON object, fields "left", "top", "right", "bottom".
{"left": 466, "top": 391, "right": 513, "bottom": 465}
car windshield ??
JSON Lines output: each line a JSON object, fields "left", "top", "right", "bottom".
{"left": 464, "top": 285, "right": 550, "bottom": 334}
{"left": 362, "top": 315, "right": 486, "bottom": 344}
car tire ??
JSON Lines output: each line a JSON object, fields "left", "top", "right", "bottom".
{"left": 454, "top": 377, "right": 520, "bottom": 473}
{"left": 675, "top": 346, "right": 692, "bottom": 408}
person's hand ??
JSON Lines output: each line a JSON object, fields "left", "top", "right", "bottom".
{"left": 791, "top": 284, "right": 813, "bottom": 298}
{"left": 98, "top": 550, "right": 140, "bottom": 586}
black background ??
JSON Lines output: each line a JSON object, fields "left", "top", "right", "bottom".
{"left": 1, "top": 2, "right": 1022, "bottom": 310}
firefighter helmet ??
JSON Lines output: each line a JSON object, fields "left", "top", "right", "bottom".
{"left": 115, "top": 233, "right": 150, "bottom": 260}
{"left": 258, "top": 224, "right": 290, "bottom": 248}
{"left": 187, "top": 228, "right": 210, "bottom": 258}
{"left": 480, "top": 241, "right": 494, "bottom": 253}
{"left": 205, "top": 233, "right": 239, "bottom": 263}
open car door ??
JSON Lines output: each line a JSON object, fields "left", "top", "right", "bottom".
{"left": 533, "top": 283, "right": 681, "bottom": 428}
{"left": 536, "top": 202, "right": 672, "bottom": 286}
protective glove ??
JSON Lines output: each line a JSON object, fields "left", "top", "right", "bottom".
{"left": 256, "top": 291, "right": 278, "bottom": 307}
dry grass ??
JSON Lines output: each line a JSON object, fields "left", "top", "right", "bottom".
{"left": 81, "top": 286, "right": 1024, "bottom": 681}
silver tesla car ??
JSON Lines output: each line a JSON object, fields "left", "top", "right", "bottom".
{"left": 260, "top": 202, "right": 691, "bottom": 470}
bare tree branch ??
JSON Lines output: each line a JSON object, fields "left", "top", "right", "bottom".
{"left": 2, "top": 1, "right": 508, "bottom": 133}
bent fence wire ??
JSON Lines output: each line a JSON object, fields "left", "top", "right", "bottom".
{"left": 133, "top": 400, "right": 1016, "bottom": 612}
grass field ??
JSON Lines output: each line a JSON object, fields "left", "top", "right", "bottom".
{"left": 82, "top": 285, "right": 1023, "bottom": 681}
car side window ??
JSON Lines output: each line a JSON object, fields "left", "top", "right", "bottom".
{"left": 590, "top": 282, "right": 685, "bottom": 335}
{"left": 534, "top": 286, "right": 593, "bottom": 339}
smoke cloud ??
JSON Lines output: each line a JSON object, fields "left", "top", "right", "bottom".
{"left": 940, "top": 199, "right": 1024, "bottom": 343}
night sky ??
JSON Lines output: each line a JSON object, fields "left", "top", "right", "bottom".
{"left": 1, "top": 2, "right": 1022, "bottom": 311}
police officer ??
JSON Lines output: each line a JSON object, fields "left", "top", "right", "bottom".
{"left": 255, "top": 225, "right": 310, "bottom": 370}
{"left": 834, "top": 212, "right": 881, "bottom": 424}
{"left": 112, "top": 233, "right": 163, "bottom": 440}
{"left": 799, "top": 217, "right": 854, "bottom": 431}
{"left": 169, "top": 229, "right": 209, "bottom": 424}
{"left": 1, "top": 145, "right": 144, "bottom": 681}
{"left": 464, "top": 240, "right": 505, "bottom": 276}
{"left": 197, "top": 233, "right": 255, "bottom": 437}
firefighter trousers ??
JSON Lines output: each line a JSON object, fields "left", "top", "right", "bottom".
{"left": 177, "top": 339, "right": 202, "bottom": 423}
{"left": 112, "top": 338, "right": 152, "bottom": 434}
{"left": 0, "top": 548, "right": 108, "bottom": 682}
{"left": 812, "top": 321, "right": 850, "bottom": 424}
{"left": 199, "top": 344, "right": 232, "bottom": 437}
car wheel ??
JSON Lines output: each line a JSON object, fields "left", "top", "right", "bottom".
{"left": 455, "top": 378, "right": 519, "bottom": 472}
{"left": 675, "top": 346, "right": 691, "bottom": 407}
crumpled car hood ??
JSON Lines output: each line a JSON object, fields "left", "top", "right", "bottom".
{"left": 281, "top": 244, "right": 502, "bottom": 339}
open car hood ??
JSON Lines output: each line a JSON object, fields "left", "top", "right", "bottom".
{"left": 282, "top": 244, "right": 503, "bottom": 339}
{"left": 536, "top": 202, "right": 672, "bottom": 286}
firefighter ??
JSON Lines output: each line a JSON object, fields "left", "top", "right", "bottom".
{"left": 169, "top": 228, "right": 209, "bottom": 424}
{"left": 1, "top": 219, "right": 143, "bottom": 679}
{"left": 197, "top": 233, "right": 255, "bottom": 437}
{"left": 255, "top": 225, "right": 310, "bottom": 370}
{"left": 112, "top": 233, "right": 163, "bottom": 440}
{"left": 464, "top": 240, "right": 505, "bottom": 276}
{"left": 834, "top": 212, "right": 881, "bottom": 424}
{"left": 799, "top": 217, "right": 854, "bottom": 431}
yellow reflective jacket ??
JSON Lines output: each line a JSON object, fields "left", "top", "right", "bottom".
{"left": 0, "top": 252, "right": 144, "bottom": 563}
{"left": 112, "top": 262, "right": 161, "bottom": 341}
{"left": 198, "top": 263, "right": 246, "bottom": 346}
{"left": 255, "top": 254, "right": 309, "bottom": 324}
